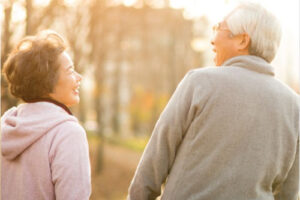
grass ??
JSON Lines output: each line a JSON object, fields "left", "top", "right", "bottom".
{"left": 106, "top": 136, "right": 148, "bottom": 152}
{"left": 86, "top": 130, "right": 148, "bottom": 153}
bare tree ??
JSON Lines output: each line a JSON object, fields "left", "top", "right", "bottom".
{"left": 26, "top": 0, "right": 65, "bottom": 34}
{"left": 88, "top": 0, "right": 108, "bottom": 173}
{"left": 1, "top": 0, "right": 68, "bottom": 114}
{"left": 62, "top": 2, "right": 90, "bottom": 123}
{"left": 1, "top": 0, "right": 17, "bottom": 114}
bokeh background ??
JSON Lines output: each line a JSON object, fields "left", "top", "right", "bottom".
{"left": 1, "top": 0, "right": 299, "bottom": 199}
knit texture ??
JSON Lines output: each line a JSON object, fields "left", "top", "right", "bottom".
{"left": 128, "top": 55, "right": 300, "bottom": 200}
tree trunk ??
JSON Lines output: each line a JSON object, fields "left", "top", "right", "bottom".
{"left": 1, "top": 3, "right": 18, "bottom": 115}
{"left": 25, "top": 0, "right": 34, "bottom": 35}
{"left": 88, "top": 0, "right": 107, "bottom": 173}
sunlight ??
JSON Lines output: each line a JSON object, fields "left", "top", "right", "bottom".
{"left": 166, "top": 0, "right": 298, "bottom": 29}
{"left": 0, "top": 4, "right": 4, "bottom": 23}
{"left": 33, "top": 0, "right": 51, "bottom": 7}
{"left": 174, "top": 0, "right": 237, "bottom": 23}
{"left": 191, "top": 38, "right": 209, "bottom": 52}
{"left": 169, "top": 0, "right": 186, "bottom": 9}
{"left": 33, "top": 0, "right": 79, "bottom": 7}
{"left": 107, "top": 0, "right": 123, "bottom": 6}
{"left": 4, "top": 0, "right": 299, "bottom": 89}
{"left": 123, "top": 0, "right": 138, "bottom": 7}
{"left": 167, "top": 0, "right": 299, "bottom": 85}
{"left": 11, "top": 2, "right": 26, "bottom": 23}
{"left": 81, "top": 69, "right": 95, "bottom": 95}
{"left": 64, "top": 0, "right": 79, "bottom": 7}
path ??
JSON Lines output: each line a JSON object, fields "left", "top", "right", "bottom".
{"left": 90, "top": 142, "right": 142, "bottom": 200}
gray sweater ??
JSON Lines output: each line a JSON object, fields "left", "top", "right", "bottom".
{"left": 128, "top": 55, "right": 299, "bottom": 200}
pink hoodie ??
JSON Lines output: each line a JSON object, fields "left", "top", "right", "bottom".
{"left": 1, "top": 102, "right": 91, "bottom": 200}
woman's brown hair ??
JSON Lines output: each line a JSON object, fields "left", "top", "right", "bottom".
{"left": 3, "top": 30, "right": 67, "bottom": 102}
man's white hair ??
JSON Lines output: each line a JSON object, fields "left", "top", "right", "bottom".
{"left": 225, "top": 2, "right": 282, "bottom": 63}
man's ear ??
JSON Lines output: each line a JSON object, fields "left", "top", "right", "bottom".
{"left": 237, "top": 33, "right": 251, "bottom": 51}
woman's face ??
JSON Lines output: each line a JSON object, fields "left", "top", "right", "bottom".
{"left": 49, "top": 51, "right": 82, "bottom": 107}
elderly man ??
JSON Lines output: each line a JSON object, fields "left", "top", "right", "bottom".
{"left": 128, "top": 2, "right": 299, "bottom": 200}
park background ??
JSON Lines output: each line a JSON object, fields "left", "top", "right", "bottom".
{"left": 1, "top": 0, "right": 299, "bottom": 199}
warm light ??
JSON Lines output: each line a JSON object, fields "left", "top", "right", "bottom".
{"left": 191, "top": 38, "right": 209, "bottom": 52}
{"left": 64, "top": 0, "right": 79, "bottom": 7}
{"left": 179, "top": 0, "right": 236, "bottom": 23}
{"left": 169, "top": 0, "right": 186, "bottom": 9}
{"left": 11, "top": 2, "right": 26, "bottom": 23}
{"left": 33, "top": 0, "right": 51, "bottom": 7}
{"left": 0, "top": 4, "right": 4, "bottom": 23}
{"left": 167, "top": 0, "right": 298, "bottom": 86}
{"left": 81, "top": 70, "right": 95, "bottom": 94}
{"left": 33, "top": 0, "right": 79, "bottom": 7}
{"left": 107, "top": 0, "right": 123, "bottom": 7}
{"left": 123, "top": 0, "right": 137, "bottom": 7}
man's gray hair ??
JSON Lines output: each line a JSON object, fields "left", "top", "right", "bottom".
{"left": 226, "top": 2, "right": 282, "bottom": 63}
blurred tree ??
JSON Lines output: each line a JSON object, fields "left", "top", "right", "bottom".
{"left": 25, "top": 0, "right": 33, "bottom": 34}
{"left": 88, "top": 0, "right": 108, "bottom": 173}
{"left": 1, "top": 0, "right": 17, "bottom": 114}
{"left": 1, "top": 0, "right": 68, "bottom": 114}
{"left": 111, "top": 14, "right": 123, "bottom": 136}
{"left": 2, "top": 1, "right": 12, "bottom": 61}
{"left": 25, "top": 0, "right": 65, "bottom": 34}
{"left": 62, "top": 2, "right": 90, "bottom": 123}
{"left": 1, "top": 0, "right": 206, "bottom": 139}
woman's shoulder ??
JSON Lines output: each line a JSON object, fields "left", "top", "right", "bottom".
{"left": 46, "top": 120, "right": 87, "bottom": 146}
{"left": 47, "top": 120, "right": 89, "bottom": 166}
{"left": 53, "top": 120, "right": 86, "bottom": 138}
{"left": 48, "top": 120, "right": 88, "bottom": 157}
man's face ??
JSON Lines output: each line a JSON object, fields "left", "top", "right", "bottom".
{"left": 211, "top": 20, "right": 240, "bottom": 66}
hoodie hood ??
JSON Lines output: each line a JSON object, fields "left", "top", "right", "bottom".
{"left": 1, "top": 102, "right": 78, "bottom": 160}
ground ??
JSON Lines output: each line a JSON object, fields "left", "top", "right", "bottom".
{"left": 89, "top": 141, "right": 142, "bottom": 200}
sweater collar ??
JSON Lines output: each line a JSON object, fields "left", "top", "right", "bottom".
{"left": 222, "top": 55, "right": 275, "bottom": 76}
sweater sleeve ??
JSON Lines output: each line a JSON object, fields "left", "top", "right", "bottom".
{"left": 274, "top": 138, "right": 299, "bottom": 200}
{"left": 128, "top": 71, "right": 207, "bottom": 200}
{"left": 49, "top": 121, "right": 91, "bottom": 200}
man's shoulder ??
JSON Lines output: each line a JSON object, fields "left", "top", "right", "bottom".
{"left": 188, "top": 66, "right": 218, "bottom": 74}
{"left": 273, "top": 78, "right": 300, "bottom": 104}
{"left": 185, "top": 66, "right": 217, "bottom": 79}
{"left": 185, "top": 66, "right": 234, "bottom": 83}
{"left": 187, "top": 66, "right": 236, "bottom": 76}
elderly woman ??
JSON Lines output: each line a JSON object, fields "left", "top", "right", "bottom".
{"left": 1, "top": 31, "right": 91, "bottom": 200}
{"left": 128, "top": 2, "right": 299, "bottom": 200}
